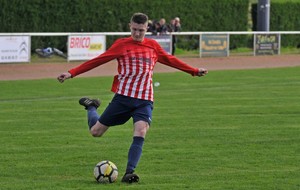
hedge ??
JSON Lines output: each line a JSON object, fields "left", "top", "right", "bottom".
{"left": 1, "top": 0, "right": 299, "bottom": 50}
{"left": 0, "top": 0, "right": 249, "bottom": 50}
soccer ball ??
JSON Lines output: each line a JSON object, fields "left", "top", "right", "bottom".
{"left": 94, "top": 160, "right": 118, "bottom": 183}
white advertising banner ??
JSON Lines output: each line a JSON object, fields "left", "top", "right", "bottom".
{"left": 0, "top": 36, "right": 30, "bottom": 63}
{"left": 68, "top": 35, "right": 106, "bottom": 61}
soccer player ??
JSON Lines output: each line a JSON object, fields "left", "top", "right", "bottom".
{"left": 57, "top": 12, "right": 208, "bottom": 183}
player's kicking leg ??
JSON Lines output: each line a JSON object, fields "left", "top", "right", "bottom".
{"left": 79, "top": 97, "right": 108, "bottom": 137}
{"left": 79, "top": 97, "right": 101, "bottom": 110}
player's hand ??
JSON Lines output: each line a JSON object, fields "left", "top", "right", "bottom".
{"left": 198, "top": 68, "right": 208, "bottom": 77}
{"left": 57, "top": 72, "right": 72, "bottom": 83}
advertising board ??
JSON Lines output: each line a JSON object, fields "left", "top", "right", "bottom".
{"left": 68, "top": 35, "right": 106, "bottom": 61}
{"left": 0, "top": 36, "right": 30, "bottom": 63}
{"left": 200, "top": 34, "right": 229, "bottom": 57}
{"left": 254, "top": 34, "right": 280, "bottom": 55}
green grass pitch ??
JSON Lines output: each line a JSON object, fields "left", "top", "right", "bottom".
{"left": 0, "top": 67, "right": 299, "bottom": 190}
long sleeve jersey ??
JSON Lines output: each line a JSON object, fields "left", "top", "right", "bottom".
{"left": 68, "top": 37, "right": 199, "bottom": 102}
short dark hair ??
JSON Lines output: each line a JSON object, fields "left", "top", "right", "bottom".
{"left": 131, "top": 13, "right": 148, "bottom": 24}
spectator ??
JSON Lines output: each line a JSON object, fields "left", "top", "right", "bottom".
{"left": 151, "top": 20, "right": 161, "bottom": 35}
{"left": 167, "top": 19, "right": 175, "bottom": 33}
{"left": 158, "top": 18, "right": 168, "bottom": 35}
{"left": 147, "top": 20, "right": 154, "bottom": 33}
{"left": 172, "top": 17, "right": 181, "bottom": 55}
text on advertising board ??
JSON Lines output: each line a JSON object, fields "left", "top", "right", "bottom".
{"left": 69, "top": 37, "right": 103, "bottom": 50}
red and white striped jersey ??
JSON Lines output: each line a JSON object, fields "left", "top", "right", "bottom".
{"left": 68, "top": 37, "right": 199, "bottom": 101}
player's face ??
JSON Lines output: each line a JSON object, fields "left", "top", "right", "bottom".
{"left": 130, "top": 22, "right": 148, "bottom": 42}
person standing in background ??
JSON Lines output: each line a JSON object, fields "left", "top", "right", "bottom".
{"left": 172, "top": 17, "right": 181, "bottom": 55}
{"left": 158, "top": 18, "right": 168, "bottom": 35}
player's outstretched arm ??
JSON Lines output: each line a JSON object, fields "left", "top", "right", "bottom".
{"left": 57, "top": 72, "right": 72, "bottom": 83}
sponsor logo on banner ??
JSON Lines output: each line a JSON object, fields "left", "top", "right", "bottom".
{"left": 200, "top": 34, "right": 229, "bottom": 57}
{"left": 68, "top": 35, "right": 106, "bottom": 61}
{"left": 254, "top": 34, "right": 280, "bottom": 55}
{"left": 0, "top": 36, "right": 30, "bottom": 63}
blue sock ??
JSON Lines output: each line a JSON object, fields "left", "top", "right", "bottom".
{"left": 87, "top": 107, "right": 99, "bottom": 130}
{"left": 126, "top": 136, "right": 144, "bottom": 174}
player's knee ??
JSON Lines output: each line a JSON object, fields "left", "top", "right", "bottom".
{"left": 90, "top": 123, "right": 108, "bottom": 137}
{"left": 134, "top": 121, "right": 149, "bottom": 137}
{"left": 135, "top": 128, "right": 147, "bottom": 137}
